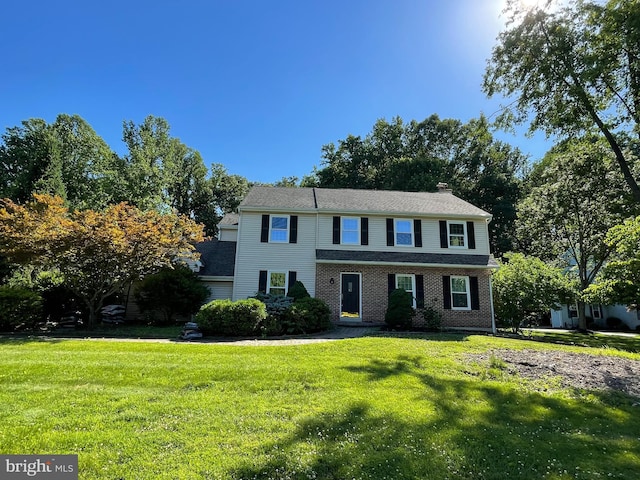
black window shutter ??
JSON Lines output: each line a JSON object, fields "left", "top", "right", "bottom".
{"left": 386, "top": 218, "right": 394, "bottom": 246}
{"left": 414, "top": 219, "right": 422, "bottom": 248}
{"left": 288, "top": 271, "right": 297, "bottom": 291}
{"left": 388, "top": 274, "right": 396, "bottom": 296}
{"left": 333, "top": 216, "right": 340, "bottom": 244}
{"left": 467, "top": 221, "right": 476, "bottom": 250}
{"left": 258, "top": 270, "right": 268, "bottom": 293}
{"left": 361, "top": 217, "right": 369, "bottom": 245}
{"left": 261, "top": 215, "right": 269, "bottom": 243}
{"left": 439, "top": 221, "right": 448, "bottom": 248}
{"left": 289, "top": 215, "right": 298, "bottom": 243}
{"left": 470, "top": 276, "right": 480, "bottom": 310}
{"left": 416, "top": 275, "right": 425, "bottom": 308}
{"left": 442, "top": 275, "right": 451, "bottom": 309}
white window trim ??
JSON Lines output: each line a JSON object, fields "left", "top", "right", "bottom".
{"left": 450, "top": 275, "right": 471, "bottom": 311}
{"left": 447, "top": 221, "right": 467, "bottom": 249}
{"left": 396, "top": 273, "right": 416, "bottom": 308}
{"left": 268, "top": 270, "right": 288, "bottom": 296}
{"left": 341, "top": 216, "right": 360, "bottom": 245}
{"left": 394, "top": 218, "right": 414, "bottom": 247}
{"left": 269, "top": 214, "right": 290, "bottom": 243}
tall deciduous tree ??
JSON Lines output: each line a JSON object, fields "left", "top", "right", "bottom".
{"left": 516, "top": 138, "right": 634, "bottom": 330}
{"left": 484, "top": 0, "right": 640, "bottom": 202}
{"left": 0, "top": 194, "right": 204, "bottom": 327}
{"left": 585, "top": 216, "right": 640, "bottom": 310}
{"left": 313, "top": 115, "right": 527, "bottom": 255}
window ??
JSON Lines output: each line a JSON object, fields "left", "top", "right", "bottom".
{"left": 590, "top": 305, "right": 602, "bottom": 319}
{"left": 396, "top": 274, "right": 416, "bottom": 308}
{"left": 268, "top": 272, "right": 287, "bottom": 296}
{"left": 450, "top": 276, "right": 471, "bottom": 310}
{"left": 341, "top": 217, "right": 360, "bottom": 244}
{"left": 395, "top": 219, "right": 413, "bottom": 246}
{"left": 270, "top": 216, "right": 289, "bottom": 242}
{"left": 448, "top": 222, "right": 466, "bottom": 248}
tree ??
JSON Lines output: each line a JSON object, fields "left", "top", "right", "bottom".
{"left": 484, "top": 0, "right": 640, "bottom": 202}
{"left": 0, "top": 194, "right": 204, "bottom": 327}
{"left": 516, "top": 138, "right": 634, "bottom": 329}
{"left": 134, "top": 264, "right": 209, "bottom": 325}
{"left": 585, "top": 216, "right": 640, "bottom": 310}
{"left": 493, "top": 253, "right": 575, "bottom": 332}
{"left": 313, "top": 115, "right": 528, "bottom": 255}
{"left": 0, "top": 115, "right": 123, "bottom": 210}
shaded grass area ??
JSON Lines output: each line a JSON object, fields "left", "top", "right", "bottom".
{"left": 0, "top": 324, "right": 183, "bottom": 341}
{"left": 519, "top": 329, "right": 640, "bottom": 354}
{"left": 0, "top": 335, "right": 638, "bottom": 479}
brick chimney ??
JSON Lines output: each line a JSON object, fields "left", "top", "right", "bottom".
{"left": 436, "top": 182, "right": 452, "bottom": 193}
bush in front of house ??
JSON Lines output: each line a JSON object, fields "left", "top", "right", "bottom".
{"left": 422, "top": 298, "right": 442, "bottom": 331}
{"left": 385, "top": 288, "right": 414, "bottom": 330}
{"left": 0, "top": 285, "right": 43, "bottom": 331}
{"left": 135, "top": 265, "right": 210, "bottom": 326}
{"left": 196, "top": 298, "right": 267, "bottom": 336}
{"left": 287, "top": 281, "right": 310, "bottom": 301}
{"left": 281, "top": 297, "right": 332, "bottom": 334}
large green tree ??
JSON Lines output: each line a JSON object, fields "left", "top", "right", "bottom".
{"left": 516, "top": 138, "right": 634, "bottom": 330}
{"left": 493, "top": 253, "right": 575, "bottom": 332}
{"left": 585, "top": 216, "right": 640, "bottom": 310}
{"left": 313, "top": 115, "right": 528, "bottom": 255}
{"left": 484, "top": 0, "right": 640, "bottom": 202}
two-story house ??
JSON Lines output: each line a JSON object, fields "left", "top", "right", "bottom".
{"left": 197, "top": 185, "right": 498, "bottom": 331}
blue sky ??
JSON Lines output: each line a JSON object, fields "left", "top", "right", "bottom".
{"left": 1, "top": 0, "right": 552, "bottom": 184}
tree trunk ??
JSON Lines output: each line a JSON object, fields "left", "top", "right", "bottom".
{"left": 576, "top": 301, "right": 588, "bottom": 332}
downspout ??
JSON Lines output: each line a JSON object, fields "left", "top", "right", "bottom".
{"left": 489, "top": 273, "right": 497, "bottom": 334}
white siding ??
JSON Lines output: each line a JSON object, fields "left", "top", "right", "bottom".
{"left": 317, "top": 214, "right": 491, "bottom": 255}
{"left": 219, "top": 228, "right": 238, "bottom": 242}
{"left": 232, "top": 212, "right": 317, "bottom": 300}
{"left": 202, "top": 281, "right": 233, "bottom": 302}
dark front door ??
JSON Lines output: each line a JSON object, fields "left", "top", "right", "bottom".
{"left": 341, "top": 273, "right": 361, "bottom": 319}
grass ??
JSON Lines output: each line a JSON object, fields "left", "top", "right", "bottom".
{"left": 520, "top": 329, "right": 640, "bottom": 353}
{"left": 0, "top": 333, "right": 638, "bottom": 479}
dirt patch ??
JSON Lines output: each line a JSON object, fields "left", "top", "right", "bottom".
{"left": 467, "top": 349, "right": 640, "bottom": 398}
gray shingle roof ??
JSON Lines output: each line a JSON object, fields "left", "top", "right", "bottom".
{"left": 239, "top": 186, "right": 490, "bottom": 218}
{"left": 195, "top": 240, "right": 236, "bottom": 276}
{"left": 316, "top": 249, "right": 499, "bottom": 268}
{"left": 219, "top": 213, "right": 239, "bottom": 226}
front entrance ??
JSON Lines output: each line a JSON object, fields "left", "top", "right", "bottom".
{"left": 341, "top": 273, "right": 361, "bottom": 320}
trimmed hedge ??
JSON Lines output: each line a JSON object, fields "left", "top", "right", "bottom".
{"left": 195, "top": 298, "right": 267, "bottom": 336}
{"left": 281, "top": 297, "right": 332, "bottom": 334}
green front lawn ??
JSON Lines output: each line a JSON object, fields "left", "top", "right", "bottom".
{"left": 0, "top": 334, "right": 638, "bottom": 479}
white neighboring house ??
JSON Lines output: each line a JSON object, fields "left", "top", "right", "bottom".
{"left": 551, "top": 303, "right": 639, "bottom": 330}
{"left": 196, "top": 185, "right": 499, "bottom": 331}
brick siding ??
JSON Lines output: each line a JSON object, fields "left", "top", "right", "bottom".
{"left": 316, "top": 263, "right": 493, "bottom": 330}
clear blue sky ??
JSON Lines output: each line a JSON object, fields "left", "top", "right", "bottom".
{"left": 1, "top": 0, "right": 551, "bottom": 184}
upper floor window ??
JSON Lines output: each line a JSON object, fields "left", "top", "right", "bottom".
{"left": 448, "top": 221, "right": 466, "bottom": 248}
{"left": 395, "top": 219, "right": 413, "bottom": 246}
{"left": 341, "top": 217, "right": 360, "bottom": 244}
{"left": 261, "top": 214, "right": 297, "bottom": 244}
{"left": 270, "top": 216, "right": 289, "bottom": 242}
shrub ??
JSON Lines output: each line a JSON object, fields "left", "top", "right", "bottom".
{"left": 282, "top": 297, "right": 332, "bottom": 334}
{"left": 196, "top": 298, "right": 267, "bottom": 336}
{"left": 422, "top": 298, "right": 442, "bottom": 331}
{"left": 606, "top": 317, "right": 622, "bottom": 330}
{"left": 135, "top": 265, "right": 210, "bottom": 326}
{"left": 0, "top": 285, "right": 43, "bottom": 331}
{"left": 287, "top": 281, "right": 310, "bottom": 301}
{"left": 385, "top": 288, "right": 414, "bottom": 329}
